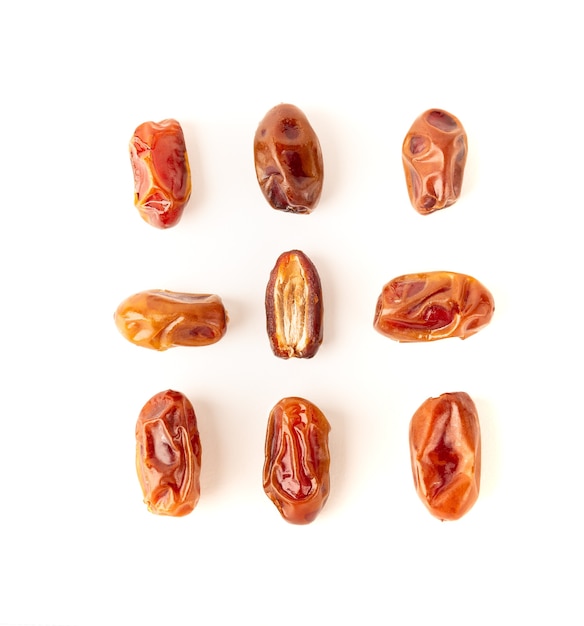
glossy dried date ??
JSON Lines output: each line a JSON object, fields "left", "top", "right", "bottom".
{"left": 373, "top": 271, "right": 494, "bottom": 342}
{"left": 402, "top": 109, "right": 467, "bottom": 214}
{"left": 114, "top": 290, "right": 228, "bottom": 350}
{"left": 265, "top": 250, "right": 323, "bottom": 358}
{"left": 136, "top": 389, "right": 202, "bottom": 517}
{"left": 129, "top": 119, "right": 192, "bottom": 228}
{"left": 409, "top": 392, "right": 481, "bottom": 521}
{"left": 254, "top": 103, "right": 324, "bottom": 214}
{"left": 263, "top": 397, "right": 331, "bottom": 524}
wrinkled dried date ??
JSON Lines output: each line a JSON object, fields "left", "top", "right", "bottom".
{"left": 114, "top": 290, "right": 228, "bottom": 350}
{"left": 402, "top": 109, "right": 467, "bottom": 215}
{"left": 265, "top": 250, "right": 323, "bottom": 358}
{"left": 254, "top": 103, "right": 324, "bottom": 214}
{"left": 373, "top": 271, "right": 494, "bottom": 342}
{"left": 129, "top": 119, "right": 191, "bottom": 228}
{"left": 409, "top": 392, "right": 481, "bottom": 521}
{"left": 136, "top": 389, "right": 202, "bottom": 517}
{"left": 263, "top": 397, "right": 331, "bottom": 525}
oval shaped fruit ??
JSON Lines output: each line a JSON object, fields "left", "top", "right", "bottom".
{"left": 114, "top": 290, "right": 228, "bottom": 350}
{"left": 263, "top": 397, "right": 331, "bottom": 525}
{"left": 129, "top": 119, "right": 192, "bottom": 228}
{"left": 409, "top": 392, "right": 481, "bottom": 521}
{"left": 136, "top": 390, "right": 202, "bottom": 517}
{"left": 402, "top": 109, "right": 467, "bottom": 215}
{"left": 373, "top": 271, "right": 494, "bottom": 342}
{"left": 265, "top": 250, "right": 323, "bottom": 358}
{"left": 254, "top": 103, "right": 324, "bottom": 214}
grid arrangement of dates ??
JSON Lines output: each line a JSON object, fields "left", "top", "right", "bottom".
{"left": 119, "top": 105, "right": 493, "bottom": 524}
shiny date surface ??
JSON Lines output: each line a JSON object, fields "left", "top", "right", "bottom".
{"left": 402, "top": 109, "right": 467, "bottom": 215}
{"left": 265, "top": 250, "right": 323, "bottom": 358}
{"left": 263, "top": 397, "right": 331, "bottom": 525}
{"left": 129, "top": 119, "right": 191, "bottom": 228}
{"left": 136, "top": 390, "right": 202, "bottom": 517}
{"left": 373, "top": 271, "right": 494, "bottom": 342}
{"left": 114, "top": 290, "right": 228, "bottom": 351}
{"left": 254, "top": 103, "right": 324, "bottom": 214}
{"left": 409, "top": 392, "right": 481, "bottom": 521}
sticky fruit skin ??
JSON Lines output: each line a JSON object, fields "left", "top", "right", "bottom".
{"left": 263, "top": 397, "right": 331, "bottom": 525}
{"left": 130, "top": 119, "right": 191, "bottom": 228}
{"left": 373, "top": 271, "right": 494, "bottom": 342}
{"left": 265, "top": 250, "right": 323, "bottom": 359}
{"left": 114, "top": 290, "right": 228, "bottom": 351}
{"left": 402, "top": 108, "right": 467, "bottom": 215}
{"left": 136, "top": 390, "right": 202, "bottom": 517}
{"left": 409, "top": 392, "right": 481, "bottom": 521}
{"left": 254, "top": 103, "right": 324, "bottom": 214}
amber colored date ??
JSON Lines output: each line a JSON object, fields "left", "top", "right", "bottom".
{"left": 409, "top": 392, "right": 481, "bottom": 521}
{"left": 263, "top": 397, "right": 331, "bottom": 525}
{"left": 136, "top": 390, "right": 202, "bottom": 517}
{"left": 114, "top": 290, "right": 228, "bottom": 351}
{"left": 129, "top": 119, "right": 192, "bottom": 228}
{"left": 254, "top": 103, "right": 324, "bottom": 214}
{"left": 402, "top": 109, "right": 467, "bottom": 215}
{"left": 265, "top": 250, "right": 323, "bottom": 359}
{"left": 373, "top": 271, "right": 494, "bottom": 342}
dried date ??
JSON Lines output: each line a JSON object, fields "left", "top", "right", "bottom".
{"left": 129, "top": 119, "right": 192, "bottom": 228}
{"left": 265, "top": 250, "right": 323, "bottom": 358}
{"left": 402, "top": 109, "right": 467, "bottom": 215}
{"left": 136, "top": 389, "right": 202, "bottom": 517}
{"left": 373, "top": 271, "right": 494, "bottom": 342}
{"left": 409, "top": 392, "right": 481, "bottom": 521}
{"left": 114, "top": 290, "right": 228, "bottom": 350}
{"left": 254, "top": 103, "right": 324, "bottom": 214}
{"left": 263, "top": 397, "right": 331, "bottom": 525}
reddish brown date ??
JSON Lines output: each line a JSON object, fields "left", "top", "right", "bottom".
{"left": 129, "top": 119, "right": 192, "bottom": 228}
{"left": 254, "top": 103, "right": 324, "bottom": 214}
{"left": 263, "top": 397, "right": 331, "bottom": 525}
{"left": 136, "top": 390, "right": 202, "bottom": 517}
{"left": 265, "top": 250, "right": 323, "bottom": 359}
{"left": 402, "top": 109, "right": 467, "bottom": 215}
{"left": 409, "top": 392, "right": 481, "bottom": 521}
{"left": 373, "top": 271, "right": 494, "bottom": 342}
{"left": 114, "top": 290, "right": 228, "bottom": 351}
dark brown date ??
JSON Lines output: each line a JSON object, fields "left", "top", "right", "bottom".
{"left": 135, "top": 389, "right": 202, "bottom": 517}
{"left": 402, "top": 109, "right": 467, "bottom": 214}
{"left": 254, "top": 103, "right": 324, "bottom": 214}
{"left": 129, "top": 119, "right": 191, "bottom": 228}
{"left": 114, "top": 290, "right": 228, "bottom": 351}
{"left": 373, "top": 271, "right": 494, "bottom": 342}
{"left": 263, "top": 397, "right": 331, "bottom": 525}
{"left": 265, "top": 250, "right": 323, "bottom": 359}
{"left": 409, "top": 392, "right": 481, "bottom": 521}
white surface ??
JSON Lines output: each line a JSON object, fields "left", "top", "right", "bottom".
{"left": 1, "top": 2, "right": 583, "bottom": 625}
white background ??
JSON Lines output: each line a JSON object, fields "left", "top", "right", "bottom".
{"left": 1, "top": 1, "right": 583, "bottom": 624}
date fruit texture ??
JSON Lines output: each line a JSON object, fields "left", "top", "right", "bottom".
{"left": 263, "top": 397, "right": 331, "bottom": 524}
{"left": 409, "top": 392, "right": 481, "bottom": 521}
{"left": 265, "top": 250, "right": 323, "bottom": 358}
{"left": 402, "top": 109, "right": 467, "bottom": 215}
{"left": 129, "top": 119, "right": 192, "bottom": 228}
{"left": 373, "top": 271, "right": 494, "bottom": 342}
{"left": 114, "top": 290, "right": 228, "bottom": 350}
{"left": 136, "top": 390, "right": 202, "bottom": 517}
{"left": 254, "top": 103, "right": 324, "bottom": 214}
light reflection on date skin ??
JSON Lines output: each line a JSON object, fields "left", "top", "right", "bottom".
{"left": 129, "top": 119, "right": 191, "bottom": 228}
{"left": 409, "top": 392, "right": 481, "bottom": 521}
{"left": 263, "top": 397, "right": 331, "bottom": 525}
{"left": 136, "top": 390, "right": 202, "bottom": 517}
{"left": 373, "top": 271, "right": 494, "bottom": 342}
{"left": 254, "top": 104, "right": 324, "bottom": 214}
{"left": 402, "top": 109, "right": 467, "bottom": 215}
